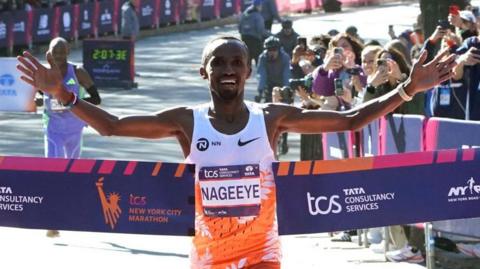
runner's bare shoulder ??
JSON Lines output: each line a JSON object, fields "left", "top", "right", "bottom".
{"left": 153, "top": 105, "right": 194, "bottom": 134}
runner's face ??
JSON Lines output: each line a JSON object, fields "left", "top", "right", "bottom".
{"left": 202, "top": 41, "right": 251, "bottom": 101}
{"left": 50, "top": 44, "right": 68, "bottom": 67}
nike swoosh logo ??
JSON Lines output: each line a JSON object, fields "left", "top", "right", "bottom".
{"left": 238, "top": 137, "right": 260, "bottom": 147}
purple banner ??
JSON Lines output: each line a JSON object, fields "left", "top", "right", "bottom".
{"left": 11, "top": 10, "right": 31, "bottom": 46}
{"left": 160, "top": 0, "right": 178, "bottom": 24}
{"left": 380, "top": 114, "right": 425, "bottom": 155}
{"left": 275, "top": 148, "right": 480, "bottom": 235}
{"left": 360, "top": 120, "right": 380, "bottom": 157}
{"left": 0, "top": 157, "right": 195, "bottom": 236}
{"left": 201, "top": 0, "right": 216, "bottom": 20}
{"left": 78, "top": 2, "right": 95, "bottom": 38}
{"left": 56, "top": 5, "right": 75, "bottom": 40}
{"left": 0, "top": 12, "right": 11, "bottom": 48}
{"left": 96, "top": 0, "right": 119, "bottom": 35}
{"left": 220, "top": 0, "right": 236, "bottom": 17}
{"left": 139, "top": 0, "right": 158, "bottom": 28}
{"left": 322, "top": 131, "right": 354, "bottom": 160}
{"left": 32, "top": 8, "right": 55, "bottom": 43}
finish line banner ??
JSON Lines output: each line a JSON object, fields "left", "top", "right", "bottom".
{"left": 274, "top": 148, "right": 480, "bottom": 235}
{"left": 0, "top": 157, "right": 195, "bottom": 236}
{"left": 0, "top": 149, "right": 479, "bottom": 236}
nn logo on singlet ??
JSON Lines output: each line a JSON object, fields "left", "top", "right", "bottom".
{"left": 196, "top": 138, "right": 221, "bottom": 151}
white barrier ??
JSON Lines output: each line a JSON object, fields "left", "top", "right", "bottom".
{"left": 0, "top": 57, "right": 36, "bottom": 112}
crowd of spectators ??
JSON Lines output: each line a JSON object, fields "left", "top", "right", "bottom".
{"left": 0, "top": 0, "right": 93, "bottom": 11}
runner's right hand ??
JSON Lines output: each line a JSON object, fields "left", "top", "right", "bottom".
{"left": 17, "top": 51, "right": 64, "bottom": 99}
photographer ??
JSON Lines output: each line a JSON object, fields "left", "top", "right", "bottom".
{"left": 422, "top": 25, "right": 469, "bottom": 119}
{"left": 364, "top": 48, "right": 425, "bottom": 115}
{"left": 444, "top": 35, "right": 480, "bottom": 120}
{"left": 256, "top": 36, "right": 291, "bottom": 102}
{"left": 239, "top": 0, "right": 266, "bottom": 65}
{"left": 275, "top": 19, "right": 299, "bottom": 58}
{"left": 449, "top": 9, "right": 478, "bottom": 41}
{"left": 311, "top": 33, "right": 366, "bottom": 111}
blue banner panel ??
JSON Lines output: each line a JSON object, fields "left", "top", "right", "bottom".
{"left": 139, "top": 0, "right": 157, "bottom": 28}
{"left": 425, "top": 117, "right": 480, "bottom": 238}
{"left": 274, "top": 149, "right": 480, "bottom": 235}
{"left": 0, "top": 12, "right": 10, "bottom": 48}
{"left": 360, "top": 120, "right": 379, "bottom": 157}
{"left": 32, "top": 8, "right": 55, "bottom": 43}
{"left": 201, "top": 0, "right": 216, "bottom": 20}
{"left": 380, "top": 114, "right": 425, "bottom": 155}
{"left": 78, "top": 2, "right": 95, "bottom": 38}
{"left": 322, "top": 131, "right": 353, "bottom": 160}
{"left": 160, "top": 0, "right": 178, "bottom": 24}
{"left": 83, "top": 39, "right": 134, "bottom": 88}
{"left": 426, "top": 117, "right": 480, "bottom": 151}
{"left": 11, "top": 10, "right": 30, "bottom": 46}
{"left": 57, "top": 5, "right": 75, "bottom": 40}
{"left": 0, "top": 157, "right": 195, "bottom": 236}
{"left": 97, "top": 0, "right": 117, "bottom": 35}
{"left": 220, "top": 0, "right": 235, "bottom": 17}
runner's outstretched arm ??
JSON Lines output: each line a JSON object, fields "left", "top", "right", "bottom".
{"left": 17, "top": 51, "right": 187, "bottom": 139}
{"left": 275, "top": 49, "right": 457, "bottom": 134}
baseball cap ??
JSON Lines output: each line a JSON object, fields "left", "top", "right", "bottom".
{"left": 253, "top": 0, "right": 263, "bottom": 7}
{"left": 327, "top": 29, "right": 339, "bottom": 36}
{"left": 281, "top": 19, "right": 292, "bottom": 29}
{"left": 345, "top": 26, "right": 358, "bottom": 35}
{"left": 459, "top": 10, "right": 476, "bottom": 23}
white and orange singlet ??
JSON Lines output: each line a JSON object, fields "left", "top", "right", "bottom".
{"left": 185, "top": 101, "right": 281, "bottom": 269}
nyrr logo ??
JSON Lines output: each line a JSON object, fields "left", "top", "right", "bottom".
{"left": 307, "top": 192, "right": 342, "bottom": 215}
{"left": 448, "top": 177, "right": 480, "bottom": 197}
{"left": 96, "top": 177, "right": 122, "bottom": 230}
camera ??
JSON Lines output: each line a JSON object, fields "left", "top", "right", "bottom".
{"left": 334, "top": 78, "right": 344, "bottom": 96}
{"left": 297, "top": 37, "right": 307, "bottom": 49}
{"left": 438, "top": 19, "right": 450, "bottom": 30}
{"left": 377, "top": 59, "right": 387, "bottom": 66}
{"left": 334, "top": 47, "right": 344, "bottom": 55}
{"left": 346, "top": 67, "right": 362, "bottom": 75}
{"left": 275, "top": 86, "right": 294, "bottom": 104}
{"left": 289, "top": 73, "right": 314, "bottom": 93}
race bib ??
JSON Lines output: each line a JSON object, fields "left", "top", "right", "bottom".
{"left": 199, "top": 164, "right": 261, "bottom": 217}
{"left": 50, "top": 98, "right": 68, "bottom": 112}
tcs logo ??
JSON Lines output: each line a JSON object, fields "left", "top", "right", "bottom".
{"left": 129, "top": 194, "right": 147, "bottom": 206}
{"left": 204, "top": 169, "right": 219, "bottom": 178}
{"left": 307, "top": 192, "right": 342, "bottom": 215}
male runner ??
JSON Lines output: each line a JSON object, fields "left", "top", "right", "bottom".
{"left": 42, "top": 37, "right": 101, "bottom": 238}
{"left": 17, "top": 36, "right": 455, "bottom": 269}
{"left": 42, "top": 37, "right": 101, "bottom": 159}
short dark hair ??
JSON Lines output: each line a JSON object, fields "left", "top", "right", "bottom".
{"left": 201, "top": 36, "right": 250, "bottom": 67}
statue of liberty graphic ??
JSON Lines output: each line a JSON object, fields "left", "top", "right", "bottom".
{"left": 96, "top": 177, "right": 122, "bottom": 229}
